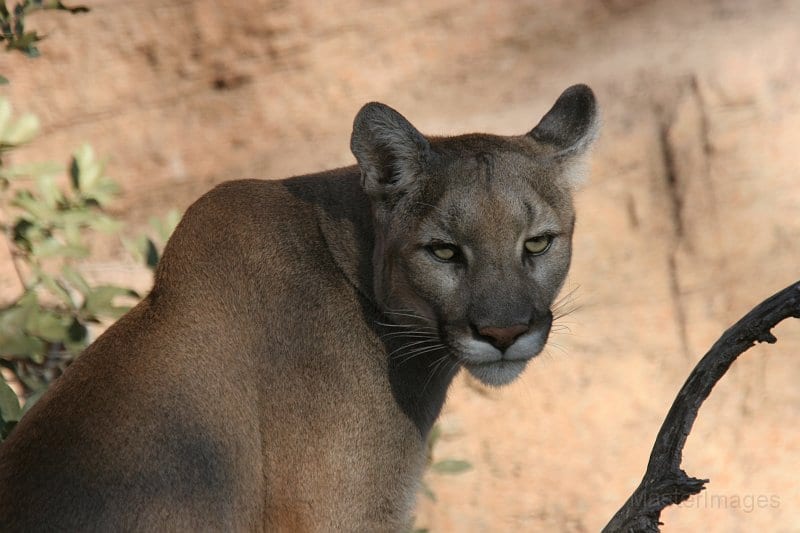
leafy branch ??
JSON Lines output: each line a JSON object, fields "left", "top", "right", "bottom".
{"left": 0, "top": 99, "right": 178, "bottom": 439}
{"left": 0, "top": 0, "right": 89, "bottom": 83}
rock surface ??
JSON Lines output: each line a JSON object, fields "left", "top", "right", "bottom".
{"left": 1, "top": 0, "right": 798, "bottom": 530}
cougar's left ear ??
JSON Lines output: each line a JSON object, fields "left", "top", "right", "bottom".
{"left": 351, "top": 102, "right": 432, "bottom": 201}
{"left": 528, "top": 84, "right": 599, "bottom": 158}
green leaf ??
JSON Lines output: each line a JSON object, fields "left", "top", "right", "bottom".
{"left": 12, "top": 218, "right": 35, "bottom": 251}
{"left": 145, "top": 238, "right": 159, "bottom": 269}
{"left": 123, "top": 235, "right": 159, "bottom": 269}
{"left": 12, "top": 190, "right": 56, "bottom": 223}
{"left": 82, "top": 286, "right": 138, "bottom": 319}
{"left": 59, "top": 208, "right": 95, "bottom": 227}
{"left": 88, "top": 214, "right": 122, "bottom": 234}
{"left": 27, "top": 311, "right": 69, "bottom": 343}
{"left": 0, "top": 332, "right": 45, "bottom": 359}
{"left": 0, "top": 292, "right": 48, "bottom": 359}
{"left": 79, "top": 160, "right": 102, "bottom": 194}
{"left": 0, "top": 380, "right": 21, "bottom": 423}
{"left": 40, "top": 272, "right": 75, "bottom": 309}
{"left": 430, "top": 459, "right": 472, "bottom": 475}
{"left": 71, "top": 144, "right": 111, "bottom": 198}
{"left": 1, "top": 112, "right": 39, "bottom": 145}
{"left": 65, "top": 318, "right": 87, "bottom": 344}
{"left": 36, "top": 173, "right": 63, "bottom": 209}
{"left": 17, "top": 290, "right": 39, "bottom": 314}
{"left": 0, "top": 75, "right": 8, "bottom": 85}
{"left": 0, "top": 292, "right": 37, "bottom": 335}
{"left": 61, "top": 265, "right": 90, "bottom": 296}
{"left": 83, "top": 177, "right": 118, "bottom": 206}
{"left": 32, "top": 237, "right": 88, "bottom": 259}
{"left": 69, "top": 156, "right": 79, "bottom": 191}
{"left": 62, "top": 218, "right": 82, "bottom": 247}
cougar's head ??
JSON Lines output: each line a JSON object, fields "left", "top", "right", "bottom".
{"left": 351, "top": 85, "right": 599, "bottom": 387}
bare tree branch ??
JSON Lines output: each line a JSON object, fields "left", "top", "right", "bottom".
{"left": 603, "top": 280, "right": 800, "bottom": 533}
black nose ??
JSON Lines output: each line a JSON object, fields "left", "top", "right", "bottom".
{"left": 477, "top": 324, "right": 529, "bottom": 350}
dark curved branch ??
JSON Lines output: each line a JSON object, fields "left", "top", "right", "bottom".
{"left": 603, "top": 280, "right": 800, "bottom": 533}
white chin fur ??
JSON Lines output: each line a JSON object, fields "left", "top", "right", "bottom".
{"left": 464, "top": 359, "right": 529, "bottom": 387}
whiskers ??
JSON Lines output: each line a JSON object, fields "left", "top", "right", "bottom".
{"left": 375, "top": 307, "right": 457, "bottom": 388}
{"left": 379, "top": 308, "right": 438, "bottom": 325}
{"left": 551, "top": 284, "right": 582, "bottom": 322}
{"left": 422, "top": 352, "right": 457, "bottom": 395}
{"left": 546, "top": 284, "right": 582, "bottom": 357}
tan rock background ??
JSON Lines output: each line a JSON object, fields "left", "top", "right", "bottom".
{"left": 1, "top": 0, "right": 799, "bottom": 530}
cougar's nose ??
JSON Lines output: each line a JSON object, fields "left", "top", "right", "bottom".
{"left": 477, "top": 324, "right": 529, "bottom": 350}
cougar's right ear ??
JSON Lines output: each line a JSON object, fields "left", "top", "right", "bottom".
{"left": 351, "top": 102, "right": 432, "bottom": 201}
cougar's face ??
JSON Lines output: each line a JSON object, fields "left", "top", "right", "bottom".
{"left": 351, "top": 85, "right": 597, "bottom": 387}
{"left": 373, "top": 146, "right": 575, "bottom": 387}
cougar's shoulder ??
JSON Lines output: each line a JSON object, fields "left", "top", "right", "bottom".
{"left": 154, "top": 171, "right": 371, "bottom": 296}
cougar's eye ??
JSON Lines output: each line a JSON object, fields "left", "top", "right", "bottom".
{"left": 428, "top": 244, "right": 460, "bottom": 262}
{"left": 524, "top": 235, "right": 552, "bottom": 255}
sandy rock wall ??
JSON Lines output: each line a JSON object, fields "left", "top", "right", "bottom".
{"left": 1, "top": 0, "right": 799, "bottom": 530}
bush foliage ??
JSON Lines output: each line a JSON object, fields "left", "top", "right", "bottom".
{"left": 0, "top": 99, "right": 178, "bottom": 440}
{"left": 0, "top": 1, "right": 88, "bottom": 77}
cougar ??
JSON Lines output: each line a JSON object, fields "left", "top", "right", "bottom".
{"left": 0, "top": 85, "right": 599, "bottom": 531}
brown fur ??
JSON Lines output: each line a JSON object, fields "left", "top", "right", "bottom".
{"left": 0, "top": 85, "right": 598, "bottom": 531}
